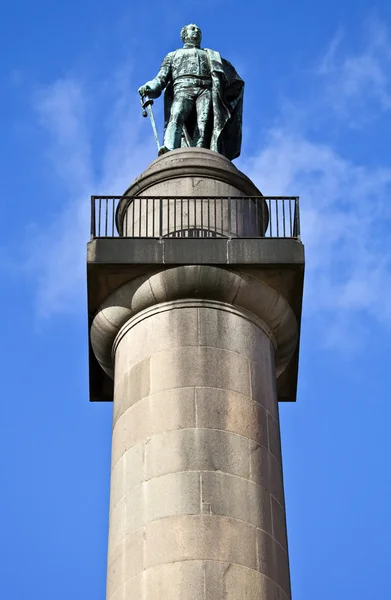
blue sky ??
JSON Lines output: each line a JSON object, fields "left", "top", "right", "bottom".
{"left": 1, "top": 0, "right": 391, "bottom": 598}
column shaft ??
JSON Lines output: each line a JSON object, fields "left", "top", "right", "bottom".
{"left": 106, "top": 300, "right": 291, "bottom": 600}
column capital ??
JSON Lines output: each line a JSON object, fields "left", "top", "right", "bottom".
{"left": 90, "top": 265, "right": 298, "bottom": 380}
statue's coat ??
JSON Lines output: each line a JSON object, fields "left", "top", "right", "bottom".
{"left": 159, "top": 49, "right": 244, "bottom": 160}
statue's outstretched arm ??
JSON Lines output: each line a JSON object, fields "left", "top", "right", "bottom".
{"left": 139, "top": 54, "right": 172, "bottom": 99}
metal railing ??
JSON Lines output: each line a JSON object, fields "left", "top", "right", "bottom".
{"left": 90, "top": 196, "right": 300, "bottom": 240}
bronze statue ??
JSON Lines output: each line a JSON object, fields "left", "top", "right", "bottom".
{"left": 138, "top": 24, "right": 244, "bottom": 160}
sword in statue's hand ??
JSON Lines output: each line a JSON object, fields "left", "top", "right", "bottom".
{"left": 139, "top": 92, "right": 161, "bottom": 153}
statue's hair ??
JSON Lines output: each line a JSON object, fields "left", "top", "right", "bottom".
{"left": 180, "top": 24, "right": 201, "bottom": 43}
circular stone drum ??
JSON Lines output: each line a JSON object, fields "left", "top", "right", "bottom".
{"left": 116, "top": 148, "right": 269, "bottom": 238}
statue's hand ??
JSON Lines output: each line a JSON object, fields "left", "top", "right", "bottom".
{"left": 138, "top": 83, "right": 152, "bottom": 97}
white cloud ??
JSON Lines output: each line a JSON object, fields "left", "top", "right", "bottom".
{"left": 242, "top": 127, "right": 391, "bottom": 346}
{"left": 26, "top": 70, "right": 156, "bottom": 317}
{"left": 316, "top": 19, "right": 391, "bottom": 119}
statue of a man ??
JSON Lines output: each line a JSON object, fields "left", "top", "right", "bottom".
{"left": 138, "top": 24, "right": 244, "bottom": 160}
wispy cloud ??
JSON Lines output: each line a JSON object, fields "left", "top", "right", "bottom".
{"left": 316, "top": 19, "right": 391, "bottom": 120}
{"left": 243, "top": 130, "right": 391, "bottom": 332}
{"left": 25, "top": 68, "right": 156, "bottom": 317}
{"left": 238, "top": 19, "right": 391, "bottom": 347}
{"left": 241, "top": 121, "right": 391, "bottom": 348}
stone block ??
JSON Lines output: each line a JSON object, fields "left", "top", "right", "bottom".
{"left": 111, "top": 414, "right": 126, "bottom": 466}
{"left": 271, "top": 495, "right": 288, "bottom": 552}
{"left": 108, "top": 497, "right": 126, "bottom": 553}
{"left": 144, "top": 471, "right": 200, "bottom": 524}
{"left": 114, "top": 357, "right": 151, "bottom": 423}
{"left": 150, "top": 346, "right": 251, "bottom": 397}
{"left": 163, "top": 238, "right": 228, "bottom": 264}
{"left": 124, "top": 573, "right": 142, "bottom": 600}
{"left": 145, "top": 428, "right": 251, "bottom": 481}
{"left": 124, "top": 472, "right": 201, "bottom": 535}
{"left": 124, "top": 483, "right": 143, "bottom": 535}
{"left": 250, "top": 359, "right": 278, "bottom": 416}
{"left": 107, "top": 582, "right": 125, "bottom": 600}
{"left": 123, "top": 388, "right": 196, "bottom": 450}
{"left": 195, "top": 387, "right": 268, "bottom": 447}
{"left": 144, "top": 515, "right": 258, "bottom": 571}
{"left": 109, "top": 453, "right": 125, "bottom": 511}
{"left": 201, "top": 471, "right": 272, "bottom": 533}
{"left": 114, "top": 305, "right": 199, "bottom": 373}
{"left": 250, "top": 442, "right": 284, "bottom": 506}
{"left": 204, "top": 561, "right": 281, "bottom": 600}
{"left": 143, "top": 561, "right": 205, "bottom": 600}
{"left": 124, "top": 528, "right": 144, "bottom": 580}
{"left": 257, "top": 529, "right": 291, "bottom": 597}
{"left": 268, "top": 412, "right": 282, "bottom": 464}
{"left": 197, "top": 304, "right": 272, "bottom": 362}
{"left": 123, "top": 441, "right": 145, "bottom": 493}
{"left": 106, "top": 539, "right": 125, "bottom": 598}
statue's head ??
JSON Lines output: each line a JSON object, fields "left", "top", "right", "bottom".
{"left": 180, "top": 24, "right": 202, "bottom": 46}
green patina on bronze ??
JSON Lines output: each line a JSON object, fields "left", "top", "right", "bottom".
{"left": 138, "top": 24, "right": 244, "bottom": 160}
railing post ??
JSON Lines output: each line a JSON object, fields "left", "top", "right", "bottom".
{"left": 228, "top": 197, "right": 232, "bottom": 238}
{"left": 159, "top": 197, "right": 163, "bottom": 238}
{"left": 90, "top": 196, "right": 96, "bottom": 238}
{"left": 294, "top": 197, "right": 301, "bottom": 240}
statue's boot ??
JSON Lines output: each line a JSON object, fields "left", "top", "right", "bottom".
{"left": 158, "top": 145, "right": 170, "bottom": 156}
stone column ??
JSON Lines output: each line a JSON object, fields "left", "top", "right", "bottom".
{"left": 90, "top": 266, "right": 298, "bottom": 600}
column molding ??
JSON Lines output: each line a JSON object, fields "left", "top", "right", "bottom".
{"left": 90, "top": 265, "right": 298, "bottom": 381}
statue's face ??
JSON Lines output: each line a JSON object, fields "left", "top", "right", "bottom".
{"left": 183, "top": 24, "right": 202, "bottom": 45}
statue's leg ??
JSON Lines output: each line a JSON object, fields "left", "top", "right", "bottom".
{"left": 195, "top": 88, "right": 212, "bottom": 148}
{"left": 164, "top": 93, "right": 194, "bottom": 150}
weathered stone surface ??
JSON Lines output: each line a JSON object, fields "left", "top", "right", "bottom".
{"left": 257, "top": 529, "right": 291, "bottom": 597}
{"left": 109, "top": 452, "right": 125, "bottom": 511}
{"left": 124, "top": 528, "right": 144, "bottom": 580}
{"left": 111, "top": 414, "right": 126, "bottom": 465}
{"left": 122, "top": 442, "right": 145, "bottom": 496}
{"left": 145, "top": 428, "right": 251, "bottom": 481}
{"left": 119, "top": 147, "right": 261, "bottom": 202}
{"left": 114, "top": 357, "right": 151, "bottom": 423}
{"left": 106, "top": 539, "right": 125, "bottom": 598}
{"left": 268, "top": 411, "right": 283, "bottom": 464}
{"left": 250, "top": 441, "right": 285, "bottom": 506}
{"left": 124, "top": 573, "right": 142, "bottom": 600}
{"left": 204, "top": 561, "right": 281, "bottom": 600}
{"left": 143, "top": 561, "right": 205, "bottom": 600}
{"left": 198, "top": 303, "right": 273, "bottom": 360}
{"left": 149, "top": 345, "right": 251, "bottom": 396}
{"left": 108, "top": 497, "right": 126, "bottom": 552}
{"left": 114, "top": 305, "right": 199, "bottom": 375}
{"left": 108, "top": 582, "right": 125, "bottom": 600}
{"left": 250, "top": 357, "right": 279, "bottom": 416}
{"left": 195, "top": 387, "right": 268, "bottom": 446}
{"left": 144, "top": 515, "right": 258, "bottom": 571}
{"left": 107, "top": 530, "right": 144, "bottom": 599}
{"left": 124, "top": 472, "right": 201, "bottom": 535}
{"left": 201, "top": 471, "right": 272, "bottom": 533}
{"left": 271, "top": 495, "right": 288, "bottom": 551}
{"left": 123, "top": 388, "right": 196, "bottom": 450}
